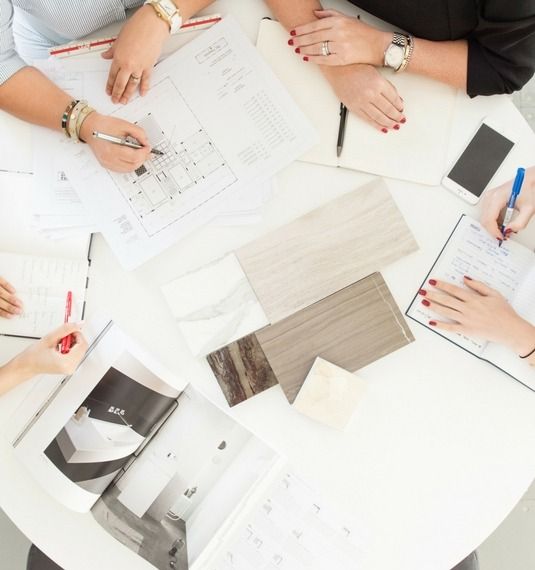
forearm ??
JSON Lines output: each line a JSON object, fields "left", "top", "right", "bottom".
{"left": 264, "top": 0, "right": 322, "bottom": 30}
{"left": 407, "top": 38, "right": 467, "bottom": 91}
{"left": 173, "top": 0, "right": 215, "bottom": 21}
{"left": 0, "top": 67, "right": 71, "bottom": 131}
{"left": 0, "top": 356, "right": 33, "bottom": 397}
{"left": 508, "top": 321, "right": 535, "bottom": 366}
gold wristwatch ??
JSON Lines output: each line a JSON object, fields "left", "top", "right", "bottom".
{"left": 144, "top": 0, "right": 182, "bottom": 33}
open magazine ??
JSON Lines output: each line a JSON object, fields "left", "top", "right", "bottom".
{"left": 8, "top": 322, "right": 365, "bottom": 570}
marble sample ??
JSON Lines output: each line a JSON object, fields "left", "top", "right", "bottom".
{"left": 206, "top": 333, "right": 278, "bottom": 407}
{"left": 161, "top": 254, "right": 269, "bottom": 356}
{"left": 237, "top": 179, "right": 418, "bottom": 323}
{"left": 256, "top": 273, "right": 414, "bottom": 404}
{"left": 293, "top": 358, "right": 367, "bottom": 430}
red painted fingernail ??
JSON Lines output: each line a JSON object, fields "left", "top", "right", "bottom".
{"left": 429, "top": 321, "right": 437, "bottom": 327}
{"left": 505, "top": 228, "right": 513, "bottom": 234}
{"left": 290, "top": 30, "right": 297, "bottom": 36}
{"left": 400, "top": 117, "right": 407, "bottom": 124}
{"left": 303, "top": 56, "right": 309, "bottom": 62}
{"left": 295, "top": 47, "right": 301, "bottom": 54}
{"left": 418, "top": 289, "right": 427, "bottom": 296}
{"left": 288, "top": 38, "right": 294, "bottom": 46}
{"left": 393, "top": 124, "right": 400, "bottom": 130}
{"left": 381, "top": 128, "right": 388, "bottom": 133}
{"left": 464, "top": 275, "right": 473, "bottom": 281}
{"left": 428, "top": 279, "right": 437, "bottom": 286}
{"left": 422, "top": 299, "right": 431, "bottom": 307}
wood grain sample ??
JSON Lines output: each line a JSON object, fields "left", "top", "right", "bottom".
{"left": 236, "top": 179, "right": 418, "bottom": 323}
{"left": 256, "top": 273, "right": 414, "bottom": 404}
{"left": 207, "top": 333, "right": 278, "bottom": 407}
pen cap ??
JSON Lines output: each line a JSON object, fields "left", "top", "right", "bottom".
{"left": 512, "top": 167, "right": 525, "bottom": 196}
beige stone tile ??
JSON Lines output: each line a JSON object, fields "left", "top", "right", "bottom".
{"left": 293, "top": 358, "right": 367, "bottom": 430}
{"left": 236, "top": 179, "right": 418, "bottom": 323}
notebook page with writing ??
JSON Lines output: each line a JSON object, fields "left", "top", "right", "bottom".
{"left": 482, "top": 265, "right": 535, "bottom": 390}
{"left": 407, "top": 216, "right": 535, "bottom": 355}
{"left": 0, "top": 253, "right": 87, "bottom": 338}
{"left": 256, "top": 19, "right": 457, "bottom": 185}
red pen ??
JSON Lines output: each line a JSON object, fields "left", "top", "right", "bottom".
{"left": 60, "top": 291, "right": 73, "bottom": 354}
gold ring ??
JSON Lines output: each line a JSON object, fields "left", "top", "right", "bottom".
{"left": 129, "top": 74, "right": 141, "bottom": 82}
{"left": 321, "top": 41, "right": 331, "bottom": 56}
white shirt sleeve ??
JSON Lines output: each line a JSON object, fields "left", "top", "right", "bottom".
{"left": 0, "top": 0, "right": 27, "bottom": 85}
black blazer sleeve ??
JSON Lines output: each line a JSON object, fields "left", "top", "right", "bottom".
{"left": 467, "top": 2, "right": 535, "bottom": 96}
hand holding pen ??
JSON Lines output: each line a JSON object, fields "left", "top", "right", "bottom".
{"left": 480, "top": 166, "right": 535, "bottom": 241}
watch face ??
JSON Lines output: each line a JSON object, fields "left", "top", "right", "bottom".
{"left": 158, "top": 0, "right": 177, "bottom": 17}
{"left": 385, "top": 44, "right": 404, "bottom": 69}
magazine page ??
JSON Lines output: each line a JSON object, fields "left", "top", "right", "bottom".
{"left": 12, "top": 322, "right": 185, "bottom": 513}
{"left": 91, "top": 384, "right": 283, "bottom": 570}
{"left": 196, "top": 470, "right": 369, "bottom": 570}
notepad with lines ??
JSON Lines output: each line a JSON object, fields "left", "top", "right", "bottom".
{"left": 0, "top": 252, "right": 89, "bottom": 339}
{"left": 406, "top": 215, "right": 535, "bottom": 391}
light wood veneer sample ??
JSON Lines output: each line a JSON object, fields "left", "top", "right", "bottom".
{"left": 236, "top": 179, "right": 418, "bottom": 323}
{"left": 256, "top": 273, "right": 414, "bottom": 404}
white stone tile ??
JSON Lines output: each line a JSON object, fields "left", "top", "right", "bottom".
{"left": 161, "top": 254, "right": 269, "bottom": 356}
{"left": 292, "top": 357, "right": 366, "bottom": 430}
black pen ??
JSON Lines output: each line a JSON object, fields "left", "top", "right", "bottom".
{"left": 336, "top": 103, "right": 348, "bottom": 158}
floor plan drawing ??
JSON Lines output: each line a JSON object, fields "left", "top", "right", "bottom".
{"left": 111, "top": 79, "right": 237, "bottom": 237}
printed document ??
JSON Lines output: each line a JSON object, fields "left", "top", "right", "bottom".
{"left": 64, "top": 16, "right": 316, "bottom": 269}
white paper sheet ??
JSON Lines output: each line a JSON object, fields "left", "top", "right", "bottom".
{"left": 0, "top": 252, "right": 88, "bottom": 338}
{"left": 63, "top": 16, "right": 316, "bottom": 269}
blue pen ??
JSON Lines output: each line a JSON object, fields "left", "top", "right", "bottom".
{"left": 499, "top": 167, "right": 525, "bottom": 246}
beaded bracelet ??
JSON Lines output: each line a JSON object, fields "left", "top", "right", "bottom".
{"left": 61, "top": 100, "right": 78, "bottom": 138}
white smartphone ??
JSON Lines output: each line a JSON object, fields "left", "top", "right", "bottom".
{"left": 442, "top": 121, "right": 516, "bottom": 204}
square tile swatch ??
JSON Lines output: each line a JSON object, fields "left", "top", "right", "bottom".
{"left": 293, "top": 357, "right": 367, "bottom": 430}
{"left": 206, "top": 333, "right": 278, "bottom": 407}
{"left": 161, "top": 254, "right": 269, "bottom": 356}
{"left": 256, "top": 273, "right": 414, "bottom": 404}
{"left": 237, "top": 179, "right": 418, "bottom": 323}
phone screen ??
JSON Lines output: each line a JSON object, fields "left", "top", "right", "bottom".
{"left": 446, "top": 124, "right": 515, "bottom": 197}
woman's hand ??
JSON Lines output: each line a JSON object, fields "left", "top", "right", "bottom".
{"left": 290, "top": 9, "right": 389, "bottom": 67}
{"left": 102, "top": 5, "right": 170, "bottom": 104}
{"left": 323, "top": 64, "right": 405, "bottom": 131}
{"left": 15, "top": 323, "right": 88, "bottom": 378}
{"left": 0, "top": 277, "right": 22, "bottom": 319}
{"left": 79, "top": 112, "right": 152, "bottom": 172}
{"left": 419, "top": 276, "right": 535, "bottom": 355}
{"left": 480, "top": 166, "right": 535, "bottom": 240}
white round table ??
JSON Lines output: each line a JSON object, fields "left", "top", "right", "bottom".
{"left": 2, "top": 2, "right": 535, "bottom": 569}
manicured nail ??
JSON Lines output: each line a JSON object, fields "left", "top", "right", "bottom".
{"left": 303, "top": 56, "right": 309, "bottom": 62}
{"left": 288, "top": 38, "right": 294, "bottom": 46}
{"left": 464, "top": 275, "right": 473, "bottom": 281}
{"left": 381, "top": 128, "right": 388, "bottom": 134}
{"left": 418, "top": 289, "right": 427, "bottom": 296}
{"left": 421, "top": 299, "right": 431, "bottom": 307}
{"left": 393, "top": 124, "right": 400, "bottom": 130}
{"left": 505, "top": 228, "right": 513, "bottom": 234}
{"left": 428, "top": 279, "right": 437, "bottom": 286}
{"left": 400, "top": 117, "right": 407, "bottom": 124}
{"left": 429, "top": 321, "right": 437, "bottom": 326}
{"left": 290, "top": 29, "right": 296, "bottom": 36}
{"left": 295, "top": 47, "right": 301, "bottom": 54}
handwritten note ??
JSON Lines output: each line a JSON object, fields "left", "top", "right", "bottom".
{"left": 0, "top": 253, "right": 87, "bottom": 338}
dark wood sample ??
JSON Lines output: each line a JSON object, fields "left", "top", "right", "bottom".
{"left": 207, "top": 333, "right": 278, "bottom": 407}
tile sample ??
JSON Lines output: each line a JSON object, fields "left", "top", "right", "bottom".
{"left": 206, "top": 333, "right": 278, "bottom": 407}
{"left": 293, "top": 358, "right": 367, "bottom": 430}
{"left": 256, "top": 273, "right": 414, "bottom": 404}
{"left": 161, "top": 254, "right": 269, "bottom": 356}
{"left": 237, "top": 179, "right": 418, "bottom": 323}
